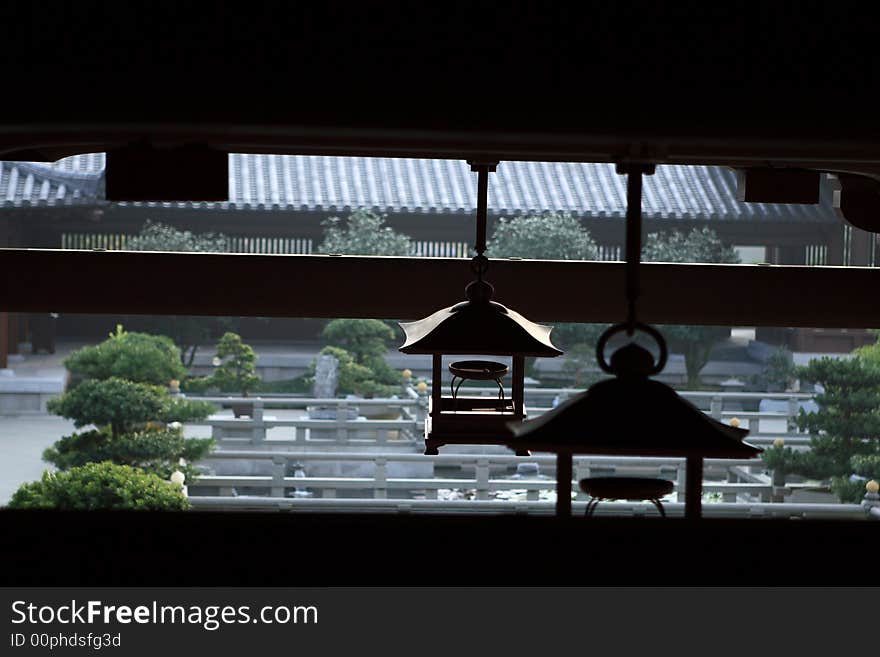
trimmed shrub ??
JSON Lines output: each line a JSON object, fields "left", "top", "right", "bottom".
{"left": 47, "top": 377, "right": 214, "bottom": 438}
{"left": 43, "top": 428, "right": 213, "bottom": 481}
{"left": 64, "top": 327, "right": 187, "bottom": 386}
{"left": 7, "top": 462, "right": 190, "bottom": 511}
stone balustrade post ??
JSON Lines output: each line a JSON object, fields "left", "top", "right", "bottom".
{"left": 337, "top": 402, "right": 349, "bottom": 443}
{"left": 415, "top": 396, "right": 428, "bottom": 424}
{"left": 251, "top": 399, "right": 266, "bottom": 444}
{"left": 574, "top": 459, "right": 590, "bottom": 501}
{"left": 724, "top": 467, "right": 738, "bottom": 503}
{"left": 374, "top": 457, "right": 387, "bottom": 499}
{"left": 709, "top": 396, "right": 723, "bottom": 421}
{"left": 271, "top": 455, "right": 286, "bottom": 498}
{"left": 771, "top": 467, "right": 786, "bottom": 503}
{"left": 476, "top": 458, "right": 490, "bottom": 500}
{"left": 676, "top": 460, "right": 686, "bottom": 503}
{"left": 862, "top": 480, "right": 880, "bottom": 517}
{"left": 787, "top": 397, "right": 799, "bottom": 431}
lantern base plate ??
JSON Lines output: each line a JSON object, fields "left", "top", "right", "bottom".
{"left": 424, "top": 415, "right": 531, "bottom": 456}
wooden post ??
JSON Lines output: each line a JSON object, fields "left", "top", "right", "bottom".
{"left": 685, "top": 456, "right": 704, "bottom": 520}
{"left": 512, "top": 355, "right": 525, "bottom": 418}
{"left": 828, "top": 223, "right": 845, "bottom": 266}
{"left": 0, "top": 312, "right": 7, "bottom": 369}
{"left": 556, "top": 451, "right": 573, "bottom": 517}
{"left": 7, "top": 312, "right": 18, "bottom": 354}
{"left": 850, "top": 226, "right": 874, "bottom": 266}
{"left": 431, "top": 354, "right": 442, "bottom": 416}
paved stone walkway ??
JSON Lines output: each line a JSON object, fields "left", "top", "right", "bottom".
{"left": 0, "top": 414, "right": 74, "bottom": 505}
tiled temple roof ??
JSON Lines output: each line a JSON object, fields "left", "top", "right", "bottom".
{"left": 0, "top": 153, "right": 837, "bottom": 223}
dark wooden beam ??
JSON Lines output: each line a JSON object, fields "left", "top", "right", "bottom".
{"left": 685, "top": 457, "right": 704, "bottom": 520}
{"left": 3, "top": 249, "right": 880, "bottom": 328}
{"left": 0, "top": 312, "right": 7, "bottom": 369}
{"left": 736, "top": 168, "right": 821, "bottom": 204}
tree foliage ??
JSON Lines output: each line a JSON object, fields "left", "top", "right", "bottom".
{"left": 765, "top": 356, "right": 880, "bottom": 502}
{"left": 853, "top": 332, "right": 880, "bottom": 369}
{"left": 190, "top": 333, "right": 261, "bottom": 395}
{"left": 643, "top": 227, "right": 741, "bottom": 265}
{"left": 126, "top": 220, "right": 229, "bottom": 252}
{"left": 322, "top": 319, "right": 395, "bottom": 363}
{"left": 643, "top": 227, "right": 740, "bottom": 387}
{"left": 317, "top": 209, "right": 413, "bottom": 256}
{"left": 64, "top": 326, "right": 187, "bottom": 387}
{"left": 487, "top": 211, "right": 599, "bottom": 261}
{"left": 487, "top": 212, "right": 605, "bottom": 377}
{"left": 8, "top": 462, "right": 190, "bottom": 511}
{"left": 751, "top": 346, "right": 797, "bottom": 391}
{"left": 47, "top": 377, "right": 214, "bottom": 439}
{"left": 308, "top": 346, "right": 400, "bottom": 398}
{"left": 40, "top": 326, "right": 216, "bottom": 510}
{"left": 48, "top": 377, "right": 167, "bottom": 438}
{"left": 43, "top": 427, "right": 212, "bottom": 481}
{"left": 319, "top": 319, "right": 402, "bottom": 396}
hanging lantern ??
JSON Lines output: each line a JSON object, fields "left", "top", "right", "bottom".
{"left": 508, "top": 163, "right": 762, "bottom": 519}
{"left": 399, "top": 161, "right": 563, "bottom": 455}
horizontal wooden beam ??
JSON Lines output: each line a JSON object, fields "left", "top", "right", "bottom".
{"left": 2, "top": 249, "right": 879, "bottom": 328}
{"left": 5, "top": 124, "right": 880, "bottom": 169}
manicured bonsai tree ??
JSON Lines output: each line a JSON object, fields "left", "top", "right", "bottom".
{"left": 311, "top": 346, "right": 397, "bottom": 398}
{"left": 43, "top": 426, "right": 210, "bottom": 482}
{"left": 320, "top": 320, "right": 401, "bottom": 396}
{"left": 7, "top": 462, "right": 190, "bottom": 511}
{"left": 321, "top": 318, "right": 396, "bottom": 364}
{"left": 64, "top": 325, "right": 187, "bottom": 388}
{"left": 44, "top": 377, "right": 214, "bottom": 480}
{"left": 196, "top": 332, "right": 261, "bottom": 396}
{"left": 49, "top": 377, "right": 167, "bottom": 438}
{"left": 762, "top": 355, "right": 880, "bottom": 502}
{"left": 27, "top": 327, "right": 216, "bottom": 509}
{"left": 47, "top": 377, "right": 214, "bottom": 438}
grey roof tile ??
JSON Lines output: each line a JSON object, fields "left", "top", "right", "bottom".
{"left": 0, "top": 153, "right": 837, "bottom": 223}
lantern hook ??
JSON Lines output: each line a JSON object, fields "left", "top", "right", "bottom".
{"left": 467, "top": 160, "right": 498, "bottom": 283}
{"left": 595, "top": 162, "right": 667, "bottom": 376}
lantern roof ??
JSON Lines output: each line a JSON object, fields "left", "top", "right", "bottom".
{"left": 509, "top": 343, "right": 761, "bottom": 458}
{"left": 399, "top": 280, "right": 562, "bottom": 357}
